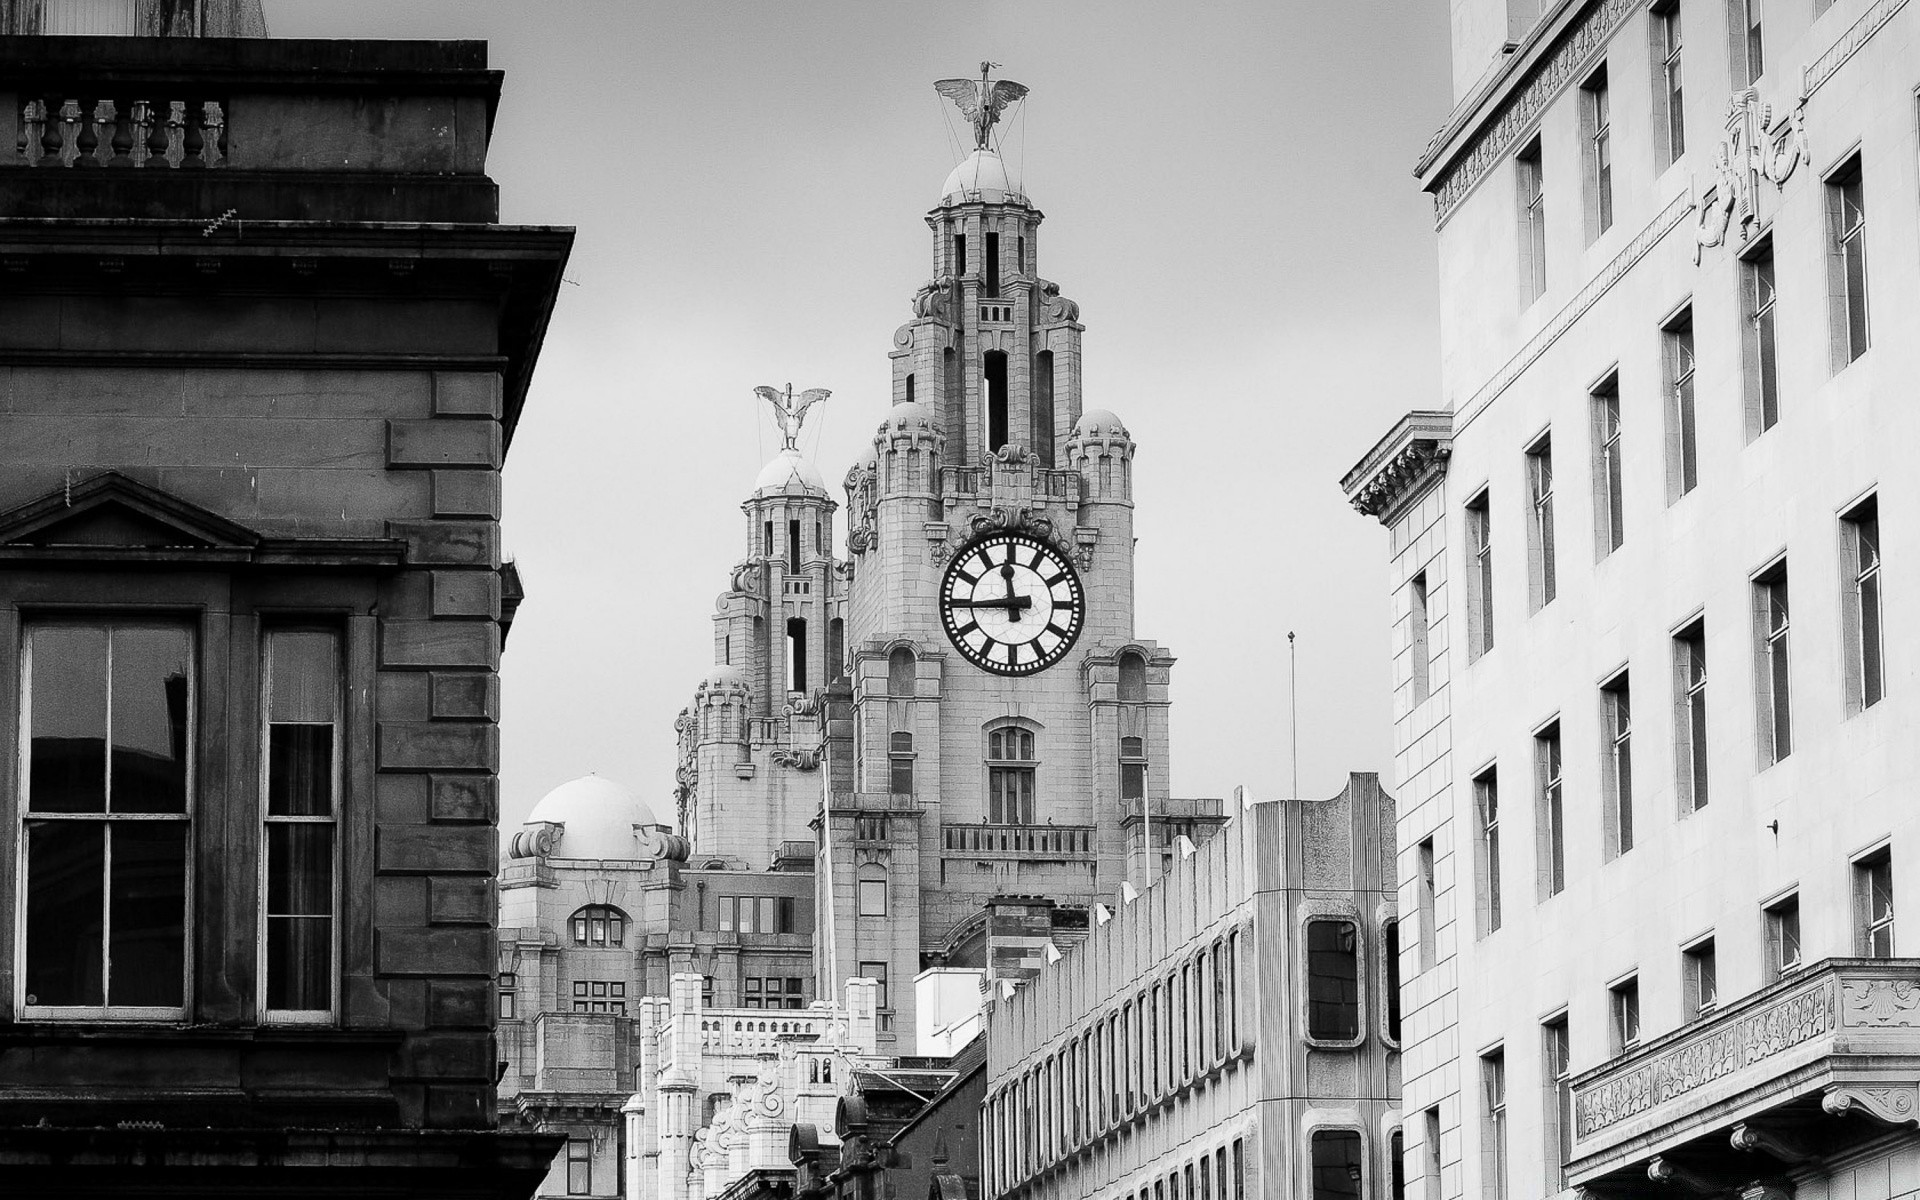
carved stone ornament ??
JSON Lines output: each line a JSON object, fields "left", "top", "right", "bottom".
{"left": 1843, "top": 977, "right": 1920, "bottom": 1025}
{"left": 848, "top": 522, "right": 875, "bottom": 554}
{"left": 1693, "top": 88, "right": 1810, "bottom": 262}
{"left": 1035, "top": 277, "right": 1079, "bottom": 323}
{"left": 730, "top": 560, "right": 762, "bottom": 598}
{"left": 507, "top": 821, "right": 563, "bottom": 860}
{"left": 1821, "top": 1083, "right": 1920, "bottom": 1124}
{"left": 913, "top": 275, "right": 955, "bottom": 321}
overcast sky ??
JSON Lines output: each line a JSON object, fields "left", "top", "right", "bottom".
{"left": 265, "top": 1, "right": 1451, "bottom": 832}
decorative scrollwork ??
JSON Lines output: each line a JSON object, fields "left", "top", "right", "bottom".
{"left": 771, "top": 747, "right": 821, "bottom": 771}
{"left": 1822, "top": 1083, "right": 1920, "bottom": 1124}
{"left": 1843, "top": 978, "right": 1920, "bottom": 1026}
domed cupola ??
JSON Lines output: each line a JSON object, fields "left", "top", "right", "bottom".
{"left": 754, "top": 448, "right": 829, "bottom": 498}
{"left": 940, "top": 147, "right": 1025, "bottom": 207}
{"left": 1067, "top": 407, "right": 1135, "bottom": 503}
{"left": 510, "top": 775, "right": 663, "bottom": 861}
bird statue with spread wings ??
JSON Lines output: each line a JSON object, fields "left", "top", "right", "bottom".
{"left": 935, "top": 61, "right": 1029, "bottom": 151}
{"left": 754, "top": 383, "right": 831, "bottom": 452}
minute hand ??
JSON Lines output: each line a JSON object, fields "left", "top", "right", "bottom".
{"left": 953, "top": 595, "right": 1033, "bottom": 610}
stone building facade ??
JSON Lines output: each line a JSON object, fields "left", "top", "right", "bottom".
{"left": 984, "top": 776, "right": 1401, "bottom": 1200}
{"left": 0, "top": 20, "right": 568, "bottom": 1198}
{"left": 1345, "top": 1, "right": 1920, "bottom": 1198}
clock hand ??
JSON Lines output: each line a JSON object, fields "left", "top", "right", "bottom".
{"left": 1000, "top": 563, "right": 1023, "bottom": 623}
{"left": 951, "top": 595, "right": 1033, "bottom": 610}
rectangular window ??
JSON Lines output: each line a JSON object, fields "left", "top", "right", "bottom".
{"left": 1765, "top": 893, "right": 1801, "bottom": 980}
{"left": 889, "top": 730, "right": 915, "bottom": 795}
{"left": 1732, "top": 0, "right": 1764, "bottom": 86}
{"left": 261, "top": 628, "right": 340, "bottom": 1019}
{"left": 1673, "top": 620, "right": 1709, "bottom": 811}
{"left": 1610, "top": 977, "right": 1641, "bottom": 1055}
{"left": 1516, "top": 139, "right": 1547, "bottom": 304}
{"left": 22, "top": 622, "right": 192, "bottom": 1017}
{"left": 567, "top": 1136, "right": 591, "bottom": 1195}
{"left": 1415, "top": 838, "right": 1437, "bottom": 971}
{"left": 1424, "top": 1108, "right": 1442, "bottom": 1193}
{"left": 1409, "top": 572, "right": 1431, "bottom": 705}
{"left": 778, "top": 895, "right": 798, "bottom": 934}
{"left": 1652, "top": 1, "right": 1686, "bottom": 166}
{"left": 498, "top": 971, "right": 518, "bottom": 1020}
{"left": 860, "top": 960, "right": 889, "bottom": 1009}
{"left": 1664, "top": 307, "right": 1698, "bottom": 499}
{"left": 1742, "top": 239, "right": 1780, "bottom": 436}
{"left": 1482, "top": 1050, "right": 1508, "bottom": 1200}
{"left": 988, "top": 726, "right": 1036, "bottom": 824}
{"left": 1305, "top": 919, "right": 1360, "bottom": 1041}
{"left": 1526, "top": 438, "right": 1557, "bottom": 610}
{"left": 1754, "top": 561, "right": 1792, "bottom": 765}
{"left": 1466, "top": 491, "right": 1495, "bottom": 660}
{"left": 1384, "top": 920, "right": 1403, "bottom": 1042}
{"left": 1311, "top": 1129, "right": 1363, "bottom": 1200}
{"left": 857, "top": 878, "right": 888, "bottom": 917}
{"left": 1828, "top": 156, "right": 1869, "bottom": 366}
{"left": 1542, "top": 1016, "right": 1571, "bottom": 1192}
{"left": 1582, "top": 67, "right": 1613, "bottom": 239}
{"left": 1684, "top": 937, "right": 1719, "bottom": 1021}
{"left": 1536, "top": 723, "right": 1565, "bottom": 898}
{"left": 1842, "top": 496, "right": 1885, "bottom": 712}
{"left": 1601, "top": 672, "right": 1634, "bottom": 858}
{"left": 1858, "top": 851, "right": 1894, "bottom": 957}
{"left": 1591, "top": 374, "right": 1624, "bottom": 557}
{"left": 1476, "top": 768, "right": 1502, "bottom": 936}
{"left": 1120, "top": 735, "right": 1147, "bottom": 801}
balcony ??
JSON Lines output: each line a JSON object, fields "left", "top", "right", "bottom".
{"left": 1569, "top": 959, "right": 1920, "bottom": 1192}
{"left": 941, "top": 822, "right": 1093, "bottom": 859}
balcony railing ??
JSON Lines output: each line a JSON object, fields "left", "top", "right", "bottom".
{"left": 17, "top": 93, "right": 226, "bottom": 169}
{"left": 1569, "top": 958, "right": 1920, "bottom": 1189}
{"left": 942, "top": 823, "right": 1093, "bottom": 857}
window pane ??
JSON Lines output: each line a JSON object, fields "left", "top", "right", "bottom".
{"left": 108, "top": 821, "right": 187, "bottom": 1007}
{"left": 1306, "top": 920, "right": 1360, "bottom": 1040}
{"left": 30, "top": 626, "right": 109, "bottom": 813}
{"left": 109, "top": 627, "right": 190, "bottom": 814}
{"left": 268, "top": 724, "right": 334, "bottom": 816}
{"left": 25, "top": 821, "right": 106, "bottom": 1006}
{"left": 759, "top": 896, "right": 777, "bottom": 934}
{"left": 1311, "top": 1130, "right": 1363, "bottom": 1200}
{"left": 268, "top": 630, "right": 339, "bottom": 722}
{"left": 267, "top": 823, "right": 334, "bottom": 917}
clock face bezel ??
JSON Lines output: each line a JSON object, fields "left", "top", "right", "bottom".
{"left": 939, "top": 531, "right": 1085, "bottom": 676}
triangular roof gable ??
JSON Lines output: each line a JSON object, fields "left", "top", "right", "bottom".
{"left": 0, "top": 472, "right": 261, "bottom": 551}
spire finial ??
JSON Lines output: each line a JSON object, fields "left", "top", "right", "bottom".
{"left": 935, "top": 64, "right": 1029, "bottom": 151}
{"left": 753, "top": 383, "right": 831, "bottom": 452}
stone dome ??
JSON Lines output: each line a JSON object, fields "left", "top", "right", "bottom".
{"left": 701, "top": 663, "right": 748, "bottom": 690}
{"left": 523, "top": 775, "right": 658, "bottom": 860}
{"left": 754, "top": 448, "right": 827, "bottom": 495}
{"left": 877, "top": 400, "right": 939, "bottom": 437}
{"left": 940, "top": 148, "right": 1023, "bottom": 204}
{"left": 1073, "top": 408, "right": 1130, "bottom": 440}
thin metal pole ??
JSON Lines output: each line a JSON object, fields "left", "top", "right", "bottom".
{"left": 1289, "top": 631, "right": 1299, "bottom": 803}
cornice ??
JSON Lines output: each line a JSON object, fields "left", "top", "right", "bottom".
{"left": 1340, "top": 411, "right": 1454, "bottom": 525}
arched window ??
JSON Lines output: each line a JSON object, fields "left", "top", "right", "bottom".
{"left": 888, "top": 647, "right": 916, "bottom": 696}
{"left": 1118, "top": 651, "right": 1147, "bottom": 701}
{"left": 987, "top": 725, "right": 1037, "bottom": 824}
{"left": 569, "top": 904, "right": 627, "bottom": 947}
{"left": 889, "top": 731, "right": 915, "bottom": 796}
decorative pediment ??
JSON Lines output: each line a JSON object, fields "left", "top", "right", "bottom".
{"left": 0, "top": 471, "right": 260, "bottom": 553}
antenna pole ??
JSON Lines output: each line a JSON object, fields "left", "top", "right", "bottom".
{"left": 1288, "top": 631, "right": 1299, "bottom": 803}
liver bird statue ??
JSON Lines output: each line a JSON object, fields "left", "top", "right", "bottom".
{"left": 755, "top": 383, "right": 831, "bottom": 451}
{"left": 935, "top": 62, "right": 1028, "bottom": 151}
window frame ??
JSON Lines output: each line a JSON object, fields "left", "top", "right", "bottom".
{"left": 1475, "top": 766, "right": 1502, "bottom": 937}
{"left": 1826, "top": 153, "right": 1869, "bottom": 368}
{"left": 1302, "top": 913, "right": 1366, "bottom": 1047}
{"left": 1841, "top": 494, "right": 1885, "bottom": 713}
{"left": 1535, "top": 721, "right": 1565, "bottom": 899}
{"left": 1465, "top": 489, "right": 1495, "bottom": 661}
{"left": 1609, "top": 975, "right": 1642, "bottom": 1055}
{"left": 1590, "top": 371, "right": 1624, "bottom": 558}
{"left": 1541, "top": 1014, "right": 1572, "bottom": 1193}
{"left": 1731, "top": 0, "right": 1764, "bottom": 87}
{"left": 1600, "top": 670, "right": 1634, "bottom": 859}
{"left": 1516, "top": 138, "right": 1547, "bottom": 305}
{"left": 1525, "top": 433, "right": 1556, "bottom": 611}
{"left": 1763, "top": 891, "right": 1801, "bottom": 981}
{"left": 1682, "top": 935, "right": 1718, "bottom": 1020}
{"left": 1856, "top": 847, "right": 1894, "bottom": 958}
{"left": 1752, "top": 558, "right": 1793, "bottom": 766}
{"left": 1663, "top": 305, "right": 1698, "bottom": 501}
{"left": 985, "top": 721, "right": 1039, "bottom": 824}
{"left": 1581, "top": 65, "right": 1613, "bottom": 240}
{"left": 1740, "top": 235, "right": 1780, "bottom": 438}
{"left": 1481, "top": 1048, "right": 1509, "bottom": 1200}
{"left": 1651, "top": 0, "right": 1685, "bottom": 167}
{"left": 1672, "top": 617, "right": 1710, "bottom": 812}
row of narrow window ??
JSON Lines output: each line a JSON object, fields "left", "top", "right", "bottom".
{"left": 1098, "top": 1139, "right": 1253, "bottom": 1200}
{"left": 984, "top": 929, "right": 1245, "bottom": 1194}
{"left": 1471, "top": 847, "right": 1890, "bottom": 1198}
{"left": 1449, "top": 492, "right": 1882, "bottom": 930}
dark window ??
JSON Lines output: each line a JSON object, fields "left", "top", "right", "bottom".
{"left": 1859, "top": 851, "right": 1894, "bottom": 957}
{"left": 498, "top": 972, "right": 517, "bottom": 1020}
{"left": 1828, "top": 157, "right": 1869, "bottom": 365}
{"left": 1306, "top": 919, "right": 1360, "bottom": 1041}
{"left": 905, "top": 372, "right": 915, "bottom": 403}
{"left": 1118, "top": 651, "right": 1148, "bottom": 701}
{"left": 787, "top": 617, "right": 808, "bottom": 693}
{"left": 1591, "top": 374, "right": 1623, "bottom": 555}
{"left": 1033, "top": 349, "right": 1056, "bottom": 460}
{"left": 263, "top": 628, "right": 340, "bottom": 1015}
{"left": 985, "top": 350, "right": 1010, "bottom": 451}
{"left": 954, "top": 231, "right": 967, "bottom": 276}
{"left": 1120, "top": 735, "right": 1146, "bottom": 801}
{"left": 985, "top": 230, "right": 1001, "bottom": 296}
{"left": 787, "top": 518, "right": 801, "bottom": 571}
{"left": 1527, "top": 436, "right": 1556, "bottom": 609}
{"left": 1384, "top": 920, "right": 1402, "bottom": 1041}
{"left": 1310, "top": 1129, "right": 1363, "bottom": 1200}
{"left": 890, "top": 731, "right": 915, "bottom": 796}
{"left": 1476, "top": 769, "right": 1502, "bottom": 934}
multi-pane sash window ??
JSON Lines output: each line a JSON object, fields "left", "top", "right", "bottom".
{"left": 1754, "top": 563, "right": 1792, "bottom": 764}
{"left": 1735, "top": 0, "right": 1764, "bottom": 86}
{"left": 23, "top": 623, "right": 192, "bottom": 1017}
{"left": 1765, "top": 894, "right": 1801, "bottom": 980}
{"left": 498, "top": 971, "right": 518, "bottom": 1019}
{"left": 1466, "top": 492, "right": 1495, "bottom": 660}
{"left": 570, "top": 979, "right": 626, "bottom": 1014}
{"left": 744, "top": 976, "right": 805, "bottom": 1010}
{"left": 1860, "top": 853, "right": 1894, "bottom": 957}
{"left": 1482, "top": 1050, "right": 1508, "bottom": 1200}
{"left": 1664, "top": 309, "right": 1698, "bottom": 499}
{"left": 1683, "top": 938, "right": 1718, "bottom": 1019}
{"left": 567, "top": 1136, "right": 591, "bottom": 1195}
{"left": 1843, "top": 497, "right": 1884, "bottom": 712}
{"left": 1743, "top": 241, "right": 1779, "bottom": 435}
{"left": 1583, "top": 68, "right": 1613, "bottom": 238}
{"left": 1592, "top": 376, "right": 1624, "bottom": 557}
{"left": 1517, "top": 140, "right": 1547, "bottom": 304}
{"left": 988, "top": 726, "right": 1036, "bottom": 823}
{"left": 1119, "top": 735, "right": 1147, "bottom": 801}
{"left": 1602, "top": 673, "right": 1633, "bottom": 857}
{"left": 1527, "top": 437, "right": 1556, "bottom": 610}
{"left": 1537, "top": 723, "right": 1565, "bottom": 898}
{"left": 1653, "top": 2, "right": 1685, "bottom": 164}
{"left": 1673, "top": 621, "right": 1709, "bottom": 810}
{"left": 262, "top": 629, "right": 340, "bottom": 1018}
{"left": 571, "top": 904, "right": 625, "bottom": 946}
{"left": 1829, "top": 158, "right": 1869, "bottom": 365}
{"left": 1543, "top": 1017, "right": 1572, "bottom": 1192}
{"left": 1611, "top": 977, "right": 1641, "bottom": 1054}
{"left": 1476, "top": 769, "right": 1502, "bottom": 935}
{"left": 889, "top": 730, "right": 915, "bottom": 795}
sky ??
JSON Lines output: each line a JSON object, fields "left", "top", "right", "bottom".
{"left": 265, "top": 1, "right": 1452, "bottom": 832}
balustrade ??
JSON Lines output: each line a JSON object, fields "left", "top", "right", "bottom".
{"left": 942, "top": 822, "right": 1093, "bottom": 856}
{"left": 16, "top": 92, "right": 226, "bottom": 169}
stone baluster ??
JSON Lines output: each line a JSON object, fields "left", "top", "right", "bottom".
{"left": 141, "top": 99, "right": 168, "bottom": 166}
{"left": 20, "top": 99, "right": 45, "bottom": 166}
{"left": 73, "top": 98, "right": 103, "bottom": 168}
{"left": 39, "top": 98, "right": 69, "bottom": 166}
{"left": 107, "top": 99, "right": 134, "bottom": 167}
{"left": 200, "top": 101, "right": 226, "bottom": 167}
{"left": 163, "top": 100, "right": 186, "bottom": 168}
{"left": 180, "top": 99, "right": 205, "bottom": 169}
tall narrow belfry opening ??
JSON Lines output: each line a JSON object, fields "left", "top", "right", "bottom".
{"left": 786, "top": 618, "right": 808, "bottom": 693}
{"left": 1033, "top": 350, "right": 1055, "bottom": 462}
{"left": 984, "top": 231, "right": 1001, "bottom": 296}
{"left": 787, "top": 518, "right": 802, "bottom": 570}
{"left": 954, "top": 232, "right": 967, "bottom": 277}
{"left": 905, "top": 373, "right": 915, "bottom": 403}
{"left": 985, "top": 351, "right": 1009, "bottom": 451}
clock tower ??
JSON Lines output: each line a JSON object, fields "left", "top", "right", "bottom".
{"left": 816, "top": 70, "right": 1186, "bottom": 1051}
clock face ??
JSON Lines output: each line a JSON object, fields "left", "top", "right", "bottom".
{"left": 939, "top": 532, "right": 1084, "bottom": 676}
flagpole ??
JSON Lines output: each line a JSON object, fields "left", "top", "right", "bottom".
{"left": 1289, "top": 631, "right": 1299, "bottom": 803}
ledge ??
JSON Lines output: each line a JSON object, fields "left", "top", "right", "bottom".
{"left": 1340, "top": 410, "right": 1453, "bottom": 526}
